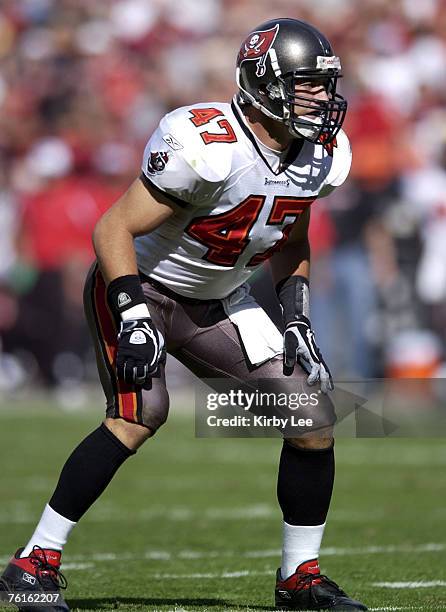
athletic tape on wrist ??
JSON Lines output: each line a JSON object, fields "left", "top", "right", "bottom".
{"left": 120, "top": 303, "right": 151, "bottom": 321}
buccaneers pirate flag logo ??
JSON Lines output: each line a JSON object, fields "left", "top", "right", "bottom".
{"left": 238, "top": 24, "right": 279, "bottom": 78}
{"left": 147, "top": 151, "right": 170, "bottom": 175}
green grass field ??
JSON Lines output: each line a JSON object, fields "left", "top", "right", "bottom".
{"left": 0, "top": 394, "right": 445, "bottom": 611}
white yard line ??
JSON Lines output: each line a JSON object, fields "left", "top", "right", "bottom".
{"left": 0, "top": 542, "right": 444, "bottom": 566}
{"left": 0, "top": 505, "right": 410, "bottom": 524}
{"left": 373, "top": 581, "right": 446, "bottom": 588}
{"left": 368, "top": 607, "right": 424, "bottom": 611}
{"left": 322, "top": 543, "right": 445, "bottom": 556}
{"left": 60, "top": 562, "right": 94, "bottom": 570}
{"left": 150, "top": 570, "right": 272, "bottom": 579}
{"left": 246, "top": 543, "right": 446, "bottom": 558}
{"left": 0, "top": 504, "right": 276, "bottom": 524}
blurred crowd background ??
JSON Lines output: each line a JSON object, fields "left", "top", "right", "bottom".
{"left": 1, "top": 0, "right": 446, "bottom": 399}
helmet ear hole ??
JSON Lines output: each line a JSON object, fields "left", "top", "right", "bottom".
{"left": 257, "top": 84, "right": 269, "bottom": 103}
{"left": 258, "top": 83, "right": 281, "bottom": 103}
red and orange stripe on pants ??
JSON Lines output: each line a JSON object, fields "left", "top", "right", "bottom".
{"left": 91, "top": 266, "right": 141, "bottom": 423}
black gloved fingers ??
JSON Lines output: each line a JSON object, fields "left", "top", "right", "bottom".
{"left": 123, "top": 361, "right": 133, "bottom": 385}
{"left": 283, "top": 329, "right": 299, "bottom": 370}
{"left": 133, "top": 364, "right": 149, "bottom": 385}
{"left": 119, "top": 359, "right": 144, "bottom": 386}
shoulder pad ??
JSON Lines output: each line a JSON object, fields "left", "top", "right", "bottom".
{"left": 161, "top": 103, "right": 235, "bottom": 183}
{"left": 324, "top": 129, "right": 352, "bottom": 188}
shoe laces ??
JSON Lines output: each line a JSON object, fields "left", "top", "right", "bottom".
{"left": 294, "top": 570, "right": 347, "bottom": 604}
{"left": 29, "top": 546, "right": 68, "bottom": 590}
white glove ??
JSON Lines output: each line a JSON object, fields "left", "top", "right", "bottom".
{"left": 283, "top": 315, "right": 333, "bottom": 394}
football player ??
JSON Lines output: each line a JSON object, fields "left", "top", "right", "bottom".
{"left": 1, "top": 18, "right": 367, "bottom": 611}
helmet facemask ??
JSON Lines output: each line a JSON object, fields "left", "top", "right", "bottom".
{"left": 241, "top": 70, "right": 347, "bottom": 145}
{"left": 280, "top": 73, "right": 347, "bottom": 144}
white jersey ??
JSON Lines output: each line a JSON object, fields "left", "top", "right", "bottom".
{"left": 135, "top": 98, "right": 352, "bottom": 299}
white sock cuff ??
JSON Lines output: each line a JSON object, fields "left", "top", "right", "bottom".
{"left": 283, "top": 521, "right": 326, "bottom": 530}
{"left": 21, "top": 504, "right": 77, "bottom": 558}
{"left": 281, "top": 521, "right": 326, "bottom": 580}
{"left": 46, "top": 504, "right": 77, "bottom": 527}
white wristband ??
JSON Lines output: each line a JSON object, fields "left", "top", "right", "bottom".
{"left": 121, "top": 303, "right": 151, "bottom": 321}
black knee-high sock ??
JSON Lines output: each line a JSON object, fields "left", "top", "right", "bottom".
{"left": 277, "top": 441, "right": 335, "bottom": 525}
{"left": 49, "top": 423, "right": 136, "bottom": 522}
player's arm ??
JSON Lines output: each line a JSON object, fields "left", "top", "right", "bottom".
{"left": 270, "top": 207, "right": 311, "bottom": 286}
{"left": 93, "top": 177, "right": 174, "bottom": 284}
{"left": 270, "top": 208, "right": 333, "bottom": 393}
{"left": 92, "top": 176, "right": 175, "bottom": 387}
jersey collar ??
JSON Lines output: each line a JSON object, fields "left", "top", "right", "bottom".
{"left": 230, "top": 96, "right": 304, "bottom": 176}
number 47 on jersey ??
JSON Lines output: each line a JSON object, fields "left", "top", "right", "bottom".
{"left": 187, "top": 107, "right": 315, "bottom": 267}
{"left": 186, "top": 194, "right": 314, "bottom": 267}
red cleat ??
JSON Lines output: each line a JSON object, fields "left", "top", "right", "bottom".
{"left": 275, "top": 559, "right": 367, "bottom": 610}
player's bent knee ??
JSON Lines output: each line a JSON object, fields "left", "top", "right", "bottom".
{"left": 104, "top": 417, "right": 153, "bottom": 451}
{"left": 140, "top": 386, "right": 169, "bottom": 433}
{"left": 285, "top": 435, "right": 334, "bottom": 451}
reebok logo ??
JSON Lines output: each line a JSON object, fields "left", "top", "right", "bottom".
{"left": 118, "top": 292, "right": 131, "bottom": 308}
{"left": 163, "top": 133, "right": 183, "bottom": 150}
{"left": 22, "top": 572, "right": 36, "bottom": 585}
